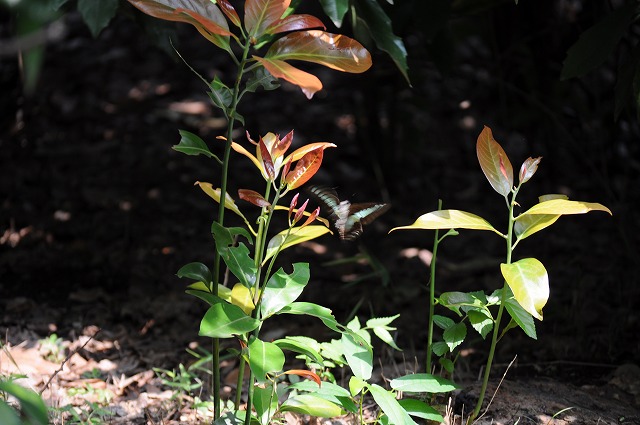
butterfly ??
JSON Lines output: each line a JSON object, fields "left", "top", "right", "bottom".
{"left": 308, "top": 186, "right": 391, "bottom": 241}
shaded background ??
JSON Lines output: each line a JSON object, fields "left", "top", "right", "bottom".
{"left": 1, "top": 0, "right": 639, "bottom": 385}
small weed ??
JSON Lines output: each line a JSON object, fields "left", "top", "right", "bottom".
{"left": 38, "top": 334, "right": 66, "bottom": 363}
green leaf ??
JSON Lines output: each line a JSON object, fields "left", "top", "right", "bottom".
{"left": 468, "top": 309, "right": 493, "bottom": 339}
{"left": 439, "top": 358, "right": 454, "bottom": 374}
{"left": 213, "top": 411, "right": 245, "bottom": 424}
{"left": 244, "top": 67, "right": 280, "bottom": 93}
{"left": 519, "top": 199, "right": 612, "bottom": 216}
{"left": 248, "top": 337, "right": 285, "bottom": 383}
{"left": 207, "top": 76, "right": 233, "bottom": 111}
{"left": 287, "top": 380, "right": 357, "bottom": 413}
{"left": 341, "top": 332, "right": 373, "bottom": 380}
{"left": 78, "top": 0, "right": 118, "bottom": 37}
{"left": 561, "top": 2, "right": 637, "bottom": 80}
{"left": 223, "top": 244, "right": 257, "bottom": 288}
{"left": 438, "top": 292, "right": 482, "bottom": 315}
{"left": 0, "top": 400, "right": 21, "bottom": 425}
{"left": 280, "top": 394, "right": 343, "bottom": 417}
{"left": 443, "top": 322, "right": 466, "bottom": 352}
{"left": 476, "top": 125, "right": 513, "bottom": 197}
{"left": 0, "top": 382, "right": 49, "bottom": 425}
{"left": 278, "top": 302, "right": 343, "bottom": 333}
{"left": 372, "top": 326, "right": 401, "bottom": 351}
{"left": 253, "top": 386, "right": 277, "bottom": 425}
{"left": 504, "top": 295, "right": 537, "bottom": 340}
{"left": 501, "top": 258, "right": 549, "bottom": 321}
{"left": 260, "top": 263, "right": 309, "bottom": 318}
{"left": 273, "top": 336, "right": 324, "bottom": 365}
{"left": 432, "top": 315, "right": 454, "bottom": 330}
{"left": 365, "top": 314, "right": 400, "bottom": 329}
{"left": 264, "top": 226, "right": 331, "bottom": 262}
{"left": 318, "top": 0, "right": 349, "bottom": 27}
{"left": 199, "top": 302, "right": 260, "bottom": 338}
{"left": 368, "top": 384, "right": 418, "bottom": 425}
{"left": 398, "top": 398, "right": 445, "bottom": 422}
{"left": 431, "top": 341, "right": 449, "bottom": 356}
{"left": 391, "top": 210, "right": 502, "bottom": 236}
{"left": 174, "top": 130, "right": 218, "bottom": 159}
{"left": 177, "top": 262, "right": 213, "bottom": 285}
{"left": 352, "top": 0, "right": 410, "bottom": 84}
{"left": 390, "top": 373, "right": 458, "bottom": 393}
{"left": 349, "top": 376, "right": 368, "bottom": 396}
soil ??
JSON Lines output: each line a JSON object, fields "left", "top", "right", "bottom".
{"left": 1, "top": 5, "right": 640, "bottom": 425}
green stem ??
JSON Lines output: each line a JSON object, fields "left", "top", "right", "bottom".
{"left": 468, "top": 189, "right": 518, "bottom": 424}
{"left": 426, "top": 199, "right": 443, "bottom": 375}
{"left": 212, "top": 39, "right": 253, "bottom": 422}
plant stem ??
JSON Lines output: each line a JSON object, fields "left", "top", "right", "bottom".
{"left": 426, "top": 199, "right": 443, "bottom": 375}
{"left": 468, "top": 191, "right": 517, "bottom": 424}
{"left": 212, "top": 39, "right": 253, "bottom": 421}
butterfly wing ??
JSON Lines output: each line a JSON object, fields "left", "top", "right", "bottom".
{"left": 308, "top": 186, "right": 340, "bottom": 214}
{"left": 350, "top": 203, "right": 391, "bottom": 225}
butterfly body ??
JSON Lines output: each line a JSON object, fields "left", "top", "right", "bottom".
{"left": 308, "top": 186, "right": 390, "bottom": 240}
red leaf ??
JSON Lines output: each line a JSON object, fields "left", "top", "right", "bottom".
{"left": 238, "top": 189, "right": 271, "bottom": 208}
{"left": 272, "top": 130, "right": 294, "bottom": 159}
{"left": 254, "top": 56, "right": 322, "bottom": 99}
{"left": 293, "top": 199, "right": 309, "bottom": 223}
{"left": 283, "top": 369, "right": 321, "bottom": 386}
{"left": 216, "top": 0, "right": 241, "bottom": 28}
{"left": 285, "top": 149, "right": 324, "bottom": 189}
{"left": 267, "top": 14, "right": 325, "bottom": 35}
{"left": 259, "top": 137, "right": 276, "bottom": 180}
{"left": 265, "top": 30, "right": 372, "bottom": 73}
{"left": 245, "top": 0, "right": 289, "bottom": 39}
{"left": 476, "top": 126, "right": 513, "bottom": 197}
{"left": 128, "top": 0, "right": 231, "bottom": 49}
{"left": 288, "top": 192, "right": 299, "bottom": 219}
{"left": 301, "top": 206, "right": 320, "bottom": 228}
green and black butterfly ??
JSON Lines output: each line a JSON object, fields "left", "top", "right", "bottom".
{"left": 308, "top": 186, "right": 391, "bottom": 241}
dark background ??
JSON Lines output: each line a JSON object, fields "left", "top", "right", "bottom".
{"left": 1, "top": 0, "right": 639, "bottom": 382}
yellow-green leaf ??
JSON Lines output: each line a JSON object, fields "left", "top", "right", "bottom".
{"left": 194, "top": 182, "right": 246, "bottom": 219}
{"left": 264, "top": 225, "right": 331, "bottom": 262}
{"left": 231, "top": 283, "right": 255, "bottom": 315}
{"left": 514, "top": 214, "right": 561, "bottom": 241}
{"left": 390, "top": 210, "right": 502, "bottom": 237}
{"left": 520, "top": 199, "right": 612, "bottom": 216}
{"left": 501, "top": 258, "right": 549, "bottom": 321}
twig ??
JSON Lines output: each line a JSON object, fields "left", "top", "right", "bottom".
{"left": 39, "top": 329, "right": 101, "bottom": 395}
{"left": 473, "top": 354, "right": 517, "bottom": 424}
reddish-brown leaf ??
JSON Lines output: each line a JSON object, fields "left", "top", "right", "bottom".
{"left": 265, "top": 30, "right": 372, "bottom": 73}
{"left": 476, "top": 126, "right": 513, "bottom": 197}
{"left": 258, "top": 137, "right": 276, "bottom": 180}
{"left": 127, "top": 0, "right": 231, "bottom": 49}
{"left": 272, "top": 130, "right": 294, "bottom": 159}
{"left": 245, "top": 0, "right": 289, "bottom": 39}
{"left": 283, "top": 369, "right": 321, "bottom": 386}
{"left": 301, "top": 206, "right": 320, "bottom": 228}
{"left": 238, "top": 189, "right": 271, "bottom": 208}
{"left": 288, "top": 192, "right": 299, "bottom": 220}
{"left": 293, "top": 199, "right": 309, "bottom": 223}
{"left": 216, "top": 0, "right": 241, "bottom": 28}
{"left": 266, "top": 14, "right": 325, "bottom": 35}
{"left": 519, "top": 156, "right": 542, "bottom": 184}
{"left": 254, "top": 56, "right": 322, "bottom": 99}
{"left": 285, "top": 149, "right": 324, "bottom": 189}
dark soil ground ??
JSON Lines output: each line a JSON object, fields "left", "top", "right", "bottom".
{"left": 1, "top": 4, "right": 640, "bottom": 424}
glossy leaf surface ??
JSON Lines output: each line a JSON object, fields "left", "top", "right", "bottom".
{"left": 390, "top": 373, "right": 458, "bottom": 393}
{"left": 244, "top": 0, "right": 288, "bottom": 39}
{"left": 391, "top": 210, "right": 501, "bottom": 236}
{"left": 278, "top": 302, "right": 342, "bottom": 333}
{"left": 514, "top": 213, "right": 560, "bottom": 241}
{"left": 501, "top": 258, "right": 549, "bottom": 321}
{"left": 248, "top": 337, "right": 285, "bottom": 383}
{"left": 280, "top": 394, "right": 343, "bottom": 417}
{"left": 273, "top": 337, "right": 324, "bottom": 365}
{"left": 477, "top": 126, "right": 513, "bottom": 197}
{"left": 368, "top": 384, "right": 418, "bottom": 425}
{"left": 288, "top": 380, "right": 358, "bottom": 413}
{"left": 264, "top": 225, "right": 331, "bottom": 262}
{"left": 284, "top": 369, "right": 322, "bottom": 386}
{"left": 518, "top": 156, "right": 542, "bottom": 184}
{"left": 504, "top": 295, "right": 537, "bottom": 339}
{"left": 127, "top": 0, "right": 231, "bottom": 50}
{"left": 200, "top": 302, "right": 260, "bottom": 338}
{"left": 177, "top": 262, "right": 213, "bottom": 286}
{"left": 265, "top": 30, "right": 372, "bottom": 73}
{"left": 254, "top": 56, "right": 322, "bottom": 99}
{"left": 443, "top": 322, "right": 466, "bottom": 352}
{"left": 260, "top": 263, "right": 310, "bottom": 318}
{"left": 468, "top": 309, "right": 493, "bottom": 338}
{"left": 230, "top": 283, "right": 255, "bottom": 315}
{"left": 519, "top": 199, "right": 612, "bottom": 216}
{"left": 174, "top": 130, "right": 217, "bottom": 159}
{"left": 341, "top": 332, "right": 373, "bottom": 380}
{"left": 318, "top": 0, "right": 349, "bottom": 27}
{"left": 195, "top": 182, "right": 246, "bottom": 219}
{"left": 238, "top": 189, "right": 271, "bottom": 208}
{"left": 398, "top": 398, "right": 444, "bottom": 422}
{"left": 285, "top": 149, "right": 324, "bottom": 189}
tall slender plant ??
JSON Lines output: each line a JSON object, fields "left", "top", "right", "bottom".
{"left": 392, "top": 126, "right": 611, "bottom": 423}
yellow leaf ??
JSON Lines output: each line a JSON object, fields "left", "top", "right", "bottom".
{"left": 264, "top": 225, "right": 331, "bottom": 263}
{"left": 390, "top": 210, "right": 503, "bottom": 237}
{"left": 231, "top": 283, "right": 255, "bottom": 315}
{"left": 194, "top": 182, "right": 246, "bottom": 219}
{"left": 501, "top": 259, "right": 549, "bottom": 321}
{"left": 520, "top": 199, "right": 612, "bottom": 216}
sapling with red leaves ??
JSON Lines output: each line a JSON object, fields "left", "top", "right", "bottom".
{"left": 392, "top": 125, "right": 611, "bottom": 423}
